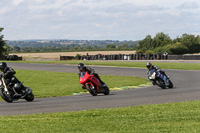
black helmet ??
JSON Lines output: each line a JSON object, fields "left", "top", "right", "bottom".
{"left": 146, "top": 62, "right": 152, "bottom": 69}
{"left": 78, "top": 63, "right": 84, "bottom": 71}
{"left": 0, "top": 62, "right": 7, "bottom": 71}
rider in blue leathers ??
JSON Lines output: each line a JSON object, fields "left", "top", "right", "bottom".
{"left": 146, "top": 62, "right": 169, "bottom": 86}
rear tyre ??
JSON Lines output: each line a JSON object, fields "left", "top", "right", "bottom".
{"left": 24, "top": 92, "right": 34, "bottom": 102}
{"left": 168, "top": 80, "right": 173, "bottom": 88}
{"left": 86, "top": 84, "right": 97, "bottom": 96}
{"left": 0, "top": 88, "right": 13, "bottom": 103}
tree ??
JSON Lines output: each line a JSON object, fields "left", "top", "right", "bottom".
{"left": 106, "top": 44, "right": 116, "bottom": 48}
{"left": 166, "top": 42, "right": 188, "bottom": 54}
{"left": 136, "top": 32, "right": 200, "bottom": 54}
{"left": 0, "top": 28, "right": 8, "bottom": 55}
{"left": 153, "top": 32, "right": 172, "bottom": 48}
{"left": 179, "top": 34, "right": 200, "bottom": 53}
{"left": 121, "top": 43, "right": 128, "bottom": 49}
{"left": 136, "top": 35, "right": 153, "bottom": 53}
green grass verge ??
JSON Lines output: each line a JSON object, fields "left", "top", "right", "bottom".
{"left": 1, "top": 100, "right": 200, "bottom": 132}
{"left": 0, "top": 69, "right": 148, "bottom": 99}
{"left": 3, "top": 60, "right": 200, "bottom": 70}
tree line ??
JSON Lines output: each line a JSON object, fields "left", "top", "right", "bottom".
{"left": 1, "top": 27, "right": 200, "bottom": 55}
{"left": 136, "top": 32, "right": 200, "bottom": 54}
{"left": 8, "top": 41, "right": 138, "bottom": 53}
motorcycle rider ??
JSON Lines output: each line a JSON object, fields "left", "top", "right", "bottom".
{"left": 146, "top": 62, "right": 169, "bottom": 86}
{"left": 0, "top": 62, "right": 27, "bottom": 95}
{"left": 78, "top": 63, "right": 107, "bottom": 89}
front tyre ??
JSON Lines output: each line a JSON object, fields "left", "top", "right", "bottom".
{"left": 104, "top": 87, "right": 110, "bottom": 95}
{"left": 168, "top": 80, "right": 173, "bottom": 88}
{"left": 86, "top": 84, "right": 97, "bottom": 96}
{"left": 157, "top": 78, "right": 166, "bottom": 89}
{"left": 0, "top": 88, "right": 13, "bottom": 103}
{"left": 24, "top": 92, "right": 34, "bottom": 102}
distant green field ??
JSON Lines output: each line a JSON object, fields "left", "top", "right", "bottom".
{"left": 1, "top": 100, "right": 200, "bottom": 132}
{"left": 0, "top": 69, "right": 148, "bottom": 99}
{"left": 3, "top": 60, "right": 200, "bottom": 70}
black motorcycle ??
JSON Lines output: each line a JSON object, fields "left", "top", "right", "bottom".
{"left": 147, "top": 69, "right": 173, "bottom": 89}
{"left": 0, "top": 77, "right": 34, "bottom": 103}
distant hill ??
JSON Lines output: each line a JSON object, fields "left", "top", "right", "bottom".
{"left": 7, "top": 39, "right": 139, "bottom": 47}
{"left": 7, "top": 39, "right": 139, "bottom": 53}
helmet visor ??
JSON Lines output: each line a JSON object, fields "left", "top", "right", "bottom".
{"left": 78, "top": 66, "right": 83, "bottom": 70}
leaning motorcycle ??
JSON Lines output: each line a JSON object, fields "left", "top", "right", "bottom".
{"left": 0, "top": 77, "right": 34, "bottom": 103}
{"left": 147, "top": 69, "right": 173, "bottom": 89}
{"left": 80, "top": 72, "right": 110, "bottom": 96}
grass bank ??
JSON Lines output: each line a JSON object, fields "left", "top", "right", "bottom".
{"left": 1, "top": 69, "right": 148, "bottom": 98}
{"left": 1, "top": 100, "right": 200, "bottom": 132}
{"left": 4, "top": 60, "right": 200, "bottom": 70}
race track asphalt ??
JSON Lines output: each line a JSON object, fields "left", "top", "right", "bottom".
{"left": 0, "top": 62, "right": 200, "bottom": 115}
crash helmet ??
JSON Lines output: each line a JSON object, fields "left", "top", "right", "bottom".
{"left": 146, "top": 62, "right": 153, "bottom": 69}
{"left": 0, "top": 62, "right": 7, "bottom": 72}
{"left": 78, "top": 63, "right": 85, "bottom": 71}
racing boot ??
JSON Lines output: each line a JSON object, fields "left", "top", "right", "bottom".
{"left": 100, "top": 81, "right": 107, "bottom": 88}
{"left": 82, "top": 85, "right": 86, "bottom": 89}
{"left": 98, "top": 78, "right": 105, "bottom": 86}
{"left": 21, "top": 85, "right": 31, "bottom": 95}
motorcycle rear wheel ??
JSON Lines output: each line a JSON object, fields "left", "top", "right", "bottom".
{"left": 0, "top": 88, "right": 13, "bottom": 103}
{"left": 86, "top": 84, "right": 97, "bottom": 96}
{"left": 24, "top": 92, "right": 34, "bottom": 102}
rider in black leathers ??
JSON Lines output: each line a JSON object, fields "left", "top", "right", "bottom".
{"left": 78, "top": 63, "right": 106, "bottom": 89}
{"left": 0, "top": 62, "right": 26, "bottom": 93}
{"left": 146, "top": 62, "right": 168, "bottom": 85}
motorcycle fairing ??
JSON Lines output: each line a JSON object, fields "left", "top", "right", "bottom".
{"left": 157, "top": 72, "right": 165, "bottom": 80}
{"left": 80, "top": 72, "right": 101, "bottom": 92}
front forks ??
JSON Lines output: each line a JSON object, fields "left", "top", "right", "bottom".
{"left": 2, "top": 78, "right": 10, "bottom": 95}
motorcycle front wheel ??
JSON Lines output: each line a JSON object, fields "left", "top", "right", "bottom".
{"left": 86, "top": 84, "right": 97, "bottom": 96}
{"left": 24, "top": 92, "right": 34, "bottom": 102}
{"left": 0, "top": 88, "right": 13, "bottom": 103}
{"left": 168, "top": 80, "right": 173, "bottom": 88}
{"left": 103, "top": 87, "right": 110, "bottom": 95}
{"left": 157, "top": 78, "right": 166, "bottom": 89}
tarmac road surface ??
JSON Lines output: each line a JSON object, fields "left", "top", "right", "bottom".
{"left": 0, "top": 62, "right": 200, "bottom": 115}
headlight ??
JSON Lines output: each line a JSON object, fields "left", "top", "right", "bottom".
{"left": 151, "top": 72, "right": 156, "bottom": 79}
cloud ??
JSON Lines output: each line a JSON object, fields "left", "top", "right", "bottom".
{"left": 178, "top": 1, "right": 199, "bottom": 10}
{"left": 1, "top": 0, "right": 200, "bottom": 40}
{"left": 12, "top": 0, "right": 24, "bottom": 6}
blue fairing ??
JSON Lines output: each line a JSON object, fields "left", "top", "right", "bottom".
{"left": 157, "top": 72, "right": 164, "bottom": 80}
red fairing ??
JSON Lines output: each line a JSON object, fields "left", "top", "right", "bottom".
{"left": 80, "top": 72, "right": 101, "bottom": 91}
{"left": 80, "top": 72, "right": 90, "bottom": 84}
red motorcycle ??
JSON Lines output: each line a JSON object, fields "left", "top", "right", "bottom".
{"left": 80, "top": 72, "right": 110, "bottom": 96}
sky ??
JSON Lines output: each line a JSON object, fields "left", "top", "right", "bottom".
{"left": 0, "top": 0, "right": 200, "bottom": 41}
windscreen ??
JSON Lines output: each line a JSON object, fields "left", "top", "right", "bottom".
{"left": 80, "top": 72, "right": 86, "bottom": 78}
{"left": 148, "top": 69, "right": 156, "bottom": 76}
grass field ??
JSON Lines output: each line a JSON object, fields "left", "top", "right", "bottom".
{"left": 0, "top": 69, "right": 148, "bottom": 99}
{"left": 1, "top": 100, "right": 200, "bottom": 132}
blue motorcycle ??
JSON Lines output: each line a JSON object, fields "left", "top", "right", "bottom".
{"left": 147, "top": 69, "right": 173, "bottom": 89}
